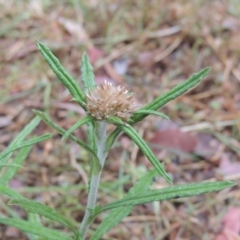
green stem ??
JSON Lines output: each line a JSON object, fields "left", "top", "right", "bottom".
{"left": 79, "top": 121, "right": 107, "bottom": 239}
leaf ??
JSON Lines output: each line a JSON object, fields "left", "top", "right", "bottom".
{"left": 0, "top": 199, "right": 19, "bottom": 219}
{"left": 0, "top": 163, "right": 25, "bottom": 169}
{"left": 97, "top": 181, "right": 235, "bottom": 213}
{"left": 87, "top": 121, "right": 97, "bottom": 181}
{"left": 0, "top": 146, "right": 32, "bottom": 185}
{"left": 104, "top": 68, "right": 210, "bottom": 153}
{"left": 33, "top": 110, "right": 101, "bottom": 174}
{"left": 0, "top": 218, "right": 72, "bottom": 240}
{"left": 0, "top": 116, "right": 40, "bottom": 165}
{"left": 0, "top": 134, "right": 53, "bottom": 161}
{"left": 106, "top": 116, "right": 124, "bottom": 126}
{"left": 9, "top": 199, "right": 77, "bottom": 236}
{"left": 0, "top": 187, "right": 23, "bottom": 219}
{"left": 121, "top": 125, "right": 172, "bottom": 184}
{"left": 81, "top": 52, "right": 96, "bottom": 92}
{"left": 62, "top": 116, "right": 93, "bottom": 140}
{"left": 81, "top": 52, "right": 98, "bottom": 181}
{"left": 132, "top": 67, "right": 210, "bottom": 123}
{"left": 27, "top": 213, "right": 42, "bottom": 240}
{"left": 105, "top": 127, "right": 122, "bottom": 153}
{"left": 90, "top": 169, "right": 158, "bottom": 240}
{"left": 0, "top": 185, "right": 25, "bottom": 199}
{"left": 133, "top": 109, "right": 170, "bottom": 120}
{"left": 36, "top": 41, "right": 86, "bottom": 108}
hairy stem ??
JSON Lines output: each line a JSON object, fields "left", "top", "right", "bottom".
{"left": 79, "top": 121, "right": 107, "bottom": 239}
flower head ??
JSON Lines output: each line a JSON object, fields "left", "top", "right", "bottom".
{"left": 85, "top": 81, "right": 139, "bottom": 122}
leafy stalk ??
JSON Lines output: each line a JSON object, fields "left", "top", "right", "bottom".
{"left": 90, "top": 169, "right": 158, "bottom": 240}
{"left": 79, "top": 122, "right": 108, "bottom": 239}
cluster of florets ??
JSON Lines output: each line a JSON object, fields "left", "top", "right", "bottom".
{"left": 85, "top": 81, "right": 138, "bottom": 122}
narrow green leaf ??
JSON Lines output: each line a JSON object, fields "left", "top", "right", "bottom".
{"left": 0, "top": 134, "right": 53, "bottom": 161}
{"left": 80, "top": 52, "right": 98, "bottom": 183}
{"left": 9, "top": 198, "right": 77, "bottom": 236}
{"left": 106, "top": 116, "right": 124, "bottom": 126}
{"left": 9, "top": 116, "right": 41, "bottom": 145}
{"left": 0, "top": 116, "right": 40, "bottom": 165}
{"left": 0, "top": 146, "right": 32, "bottom": 186}
{"left": 0, "top": 218, "right": 72, "bottom": 240}
{"left": 0, "top": 186, "right": 24, "bottom": 220}
{"left": 33, "top": 110, "right": 101, "bottom": 174}
{"left": 62, "top": 116, "right": 93, "bottom": 140}
{"left": 121, "top": 125, "right": 172, "bottom": 184}
{"left": 87, "top": 121, "right": 97, "bottom": 184}
{"left": 27, "top": 213, "right": 42, "bottom": 240}
{"left": 0, "top": 185, "right": 25, "bottom": 199}
{"left": 90, "top": 170, "right": 158, "bottom": 240}
{"left": 0, "top": 163, "right": 25, "bottom": 169}
{"left": 0, "top": 198, "right": 19, "bottom": 219}
{"left": 36, "top": 41, "right": 86, "bottom": 108}
{"left": 105, "top": 68, "right": 210, "bottom": 153}
{"left": 105, "top": 127, "right": 122, "bottom": 153}
{"left": 81, "top": 52, "right": 96, "bottom": 92}
{"left": 132, "top": 67, "right": 210, "bottom": 123}
{"left": 133, "top": 110, "right": 170, "bottom": 120}
{"left": 98, "top": 181, "right": 235, "bottom": 213}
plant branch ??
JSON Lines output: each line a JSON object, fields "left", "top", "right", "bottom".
{"left": 79, "top": 121, "right": 107, "bottom": 239}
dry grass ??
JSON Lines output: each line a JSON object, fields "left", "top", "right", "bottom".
{"left": 0, "top": 1, "right": 239, "bottom": 239}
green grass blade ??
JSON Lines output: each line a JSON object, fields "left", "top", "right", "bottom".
{"left": 133, "top": 110, "right": 170, "bottom": 120}
{"left": 0, "top": 146, "right": 32, "bottom": 186}
{"left": 33, "top": 110, "right": 101, "bottom": 174}
{"left": 90, "top": 170, "right": 158, "bottom": 240}
{"left": 0, "top": 116, "right": 40, "bottom": 165}
{"left": 121, "top": 125, "right": 172, "bottom": 184}
{"left": 36, "top": 41, "right": 86, "bottom": 108}
{"left": 62, "top": 116, "right": 93, "bottom": 140}
{"left": 132, "top": 67, "right": 210, "bottom": 123}
{"left": 0, "top": 218, "right": 72, "bottom": 240}
{"left": 0, "top": 134, "right": 53, "bottom": 161}
{"left": 81, "top": 52, "right": 96, "bottom": 92}
{"left": 98, "top": 181, "right": 235, "bottom": 213}
{"left": 9, "top": 199, "right": 77, "bottom": 236}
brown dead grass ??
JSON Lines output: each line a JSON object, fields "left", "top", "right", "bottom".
{"left": 0, "top": 1, "right": 239, "bottom": 239}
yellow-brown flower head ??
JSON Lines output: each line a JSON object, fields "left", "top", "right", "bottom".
{"left": 85, "top": 81, "right": 138, "bottom": 122}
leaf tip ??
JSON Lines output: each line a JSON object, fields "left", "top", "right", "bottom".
{"left": 35, "top": 40, "right": 44, "bottom": 50}
{"left": 166, "top": 175, "right": 173, "bottom": 185}
{"left": 225, "top": 180, "right": 236, "bottom": 187}
{"left": 201, "top": 67, "right": 211, "bottom": 77}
